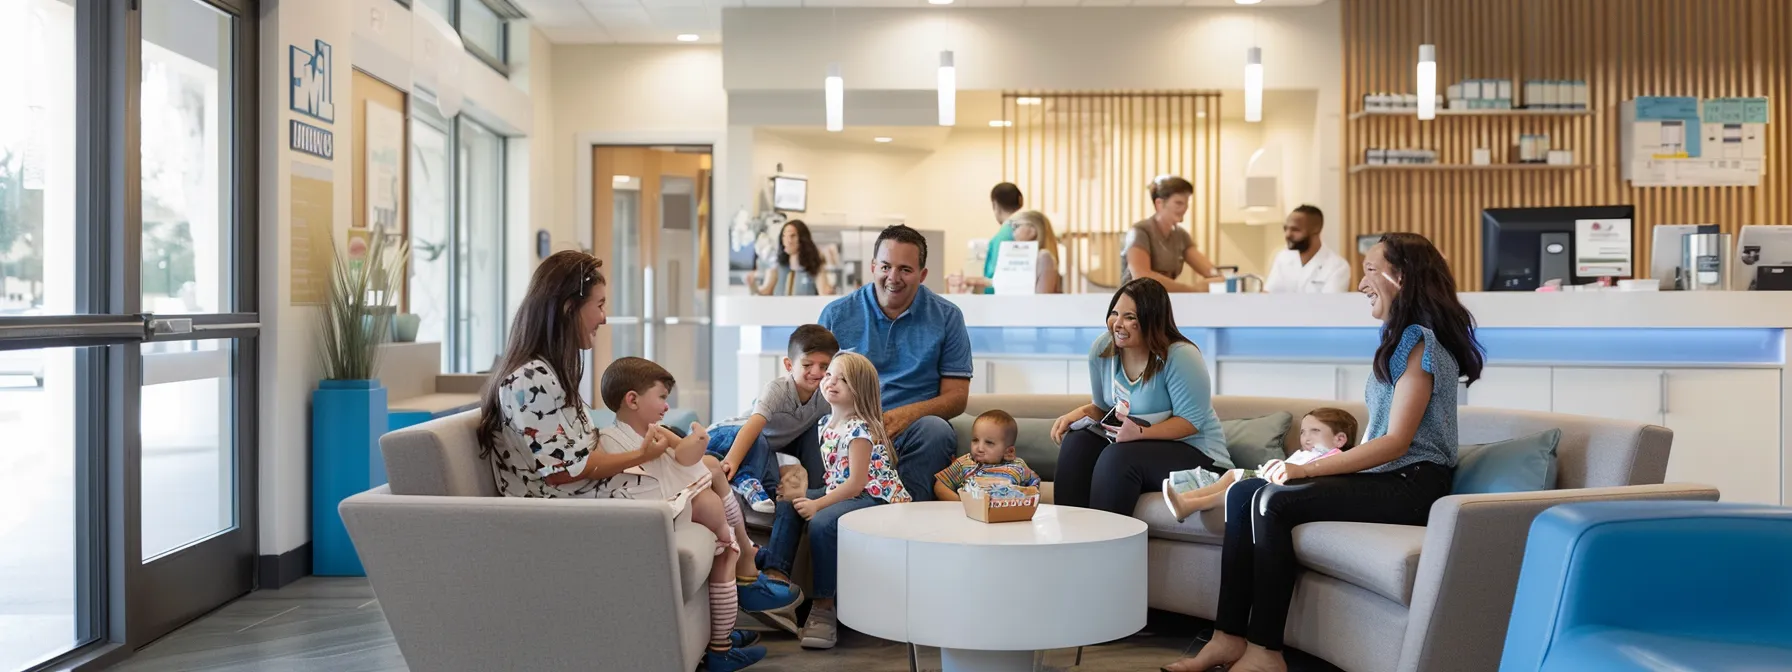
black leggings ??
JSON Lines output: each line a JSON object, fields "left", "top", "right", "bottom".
{"left": 1055, "top": 429, "right": 1222, "bottom": 515}
{"left": 1214, "top": 461, "right": 1453, "bottom": 650}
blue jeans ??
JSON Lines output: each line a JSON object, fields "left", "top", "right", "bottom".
{"left": 763, "top": 487, "right": 881, "bottom": 599}
{"left": 705, "top": 424, "right": 778, "bottom": 488}
{"left": 890, "top": 416, "right": 957, "bottom": 503}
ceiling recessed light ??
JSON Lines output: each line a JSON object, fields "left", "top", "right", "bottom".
{"left": 1197, "top": 111, "right": 1207, "bottom": 118}
{"left": 1016, "top": 97, "right": 1043, "bottom": 105}
{"left": 928, "top": 0, "right": 955, "bottom": 4}
{"left": 1235, "top": 0, "right": 1263, "bottom": 5}
{"left": 874, "top": 137, "right": 893, "bottom": 143}
{"left": 989, "top": 120, "right": 1012, "bottom": 127}
{"left": 676, "top": 34, "right": 699, "bottom": 42}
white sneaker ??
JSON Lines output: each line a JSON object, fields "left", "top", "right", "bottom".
{"left": 800, "top": 605, "right": 837, "bottom": 650}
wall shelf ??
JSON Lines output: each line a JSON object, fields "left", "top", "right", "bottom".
{"left": 1349, "top": 164, "right": 1591, "bottom": 174}
{"left": 1348, "top": 109, "right": 1596, "bottom": 120}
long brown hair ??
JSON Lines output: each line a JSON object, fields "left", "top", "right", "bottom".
{"left": 1100, "top": 278, "right": 1192, "bottom": 383}
{"left": 477, "top": 251, "right": 607, "bottom": 457}
{"left": 827, "top": 352, "right": 891, "bottom": 463}
{"left": 1371, "top": 233, "right": 1485, "bottom": 386}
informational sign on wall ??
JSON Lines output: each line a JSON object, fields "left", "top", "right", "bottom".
{"left": 1621, "top": 96, "right": 1769, "bottom": 187}
{"left": 290, "top": 162, "right": 335, "bottom": 306}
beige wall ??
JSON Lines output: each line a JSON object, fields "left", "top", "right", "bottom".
{"left": 549, "top": 44, "right": 727, "bottom": 256}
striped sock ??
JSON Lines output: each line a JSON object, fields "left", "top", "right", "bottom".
{"left": 721, "top": 490, "right": 745, "bottom": 529}
{"left": 709, "top": 580, "right": 739, "bottom": 650}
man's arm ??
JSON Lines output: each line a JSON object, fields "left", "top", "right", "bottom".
{"left": 1126, "top": 247, "right": 1203, "bottom": 293}
{"left": 883, "top": 377, "right": 970, "bottom": 438}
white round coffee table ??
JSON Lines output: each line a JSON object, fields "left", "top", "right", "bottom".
{"left": 837, "top": 502, "right": 1148, "bottom": 672}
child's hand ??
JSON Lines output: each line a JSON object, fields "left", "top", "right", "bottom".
{"left": 640, "top": 434, "right": 670, "bottom": 460}
{"left": 792, "top": 497, "right": 821, "bottom": 520}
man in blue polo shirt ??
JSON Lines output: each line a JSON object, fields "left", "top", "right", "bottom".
{"left": 819, "top": 224, "right": 971, "bottom": 501}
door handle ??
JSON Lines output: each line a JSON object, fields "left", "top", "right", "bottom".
{"left": 1658, "top": 371, "right": 1668, "bottom": 416}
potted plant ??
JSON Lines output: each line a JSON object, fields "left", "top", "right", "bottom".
{"left": 312, "top": 232, "right": 408, "bottom": 576}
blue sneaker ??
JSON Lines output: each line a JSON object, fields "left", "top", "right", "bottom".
{"left": 730, "top": 630, "right": 761, "bottom": 649}
{"left": 739, "top": 575, "right": 802, "bottom": 634}
{"left": 703, "top": 644, "right": 766, "bottom": 671}
{"left": 733, "top": 476, "right": 775, "bottom": 514}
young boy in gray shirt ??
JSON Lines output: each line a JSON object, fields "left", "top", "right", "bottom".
{"left": 706, "top": 325, "right": 838, "bottom": 513}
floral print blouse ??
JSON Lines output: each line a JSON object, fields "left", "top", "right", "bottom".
{"left": 819, "top": 415, "right": 911, "bottom": 503}
{"left": 489, "top": 359, "right": 650, "bottom": 498}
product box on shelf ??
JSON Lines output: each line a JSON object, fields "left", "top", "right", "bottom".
{"left": 960, "top": 477, "right": 1040, "bottom": 523}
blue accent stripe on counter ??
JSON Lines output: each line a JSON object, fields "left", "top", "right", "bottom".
{"left": 749, "top": 326, "right": 1784, "bottom": 365}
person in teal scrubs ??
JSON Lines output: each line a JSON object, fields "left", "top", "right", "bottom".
{"left": 951, "top": 183, "right": 1023, "bottom": 293}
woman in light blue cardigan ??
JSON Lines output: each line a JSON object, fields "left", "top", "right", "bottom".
{"left": 1048, "top": 278, "right": 1229, "bottom": 515}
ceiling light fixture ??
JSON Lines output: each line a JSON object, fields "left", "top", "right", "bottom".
{"left": 929, "top": 0, "right": 955, "bottom": 4}
{"left": 938, "top": 51, "right": 956, "bottom": 126}
{"left": 1244, "top": 46, "right": 1263, "bottom": 123}
{"left": 989, "top": 120, "right": 1012, "bottom": 127}
{"left": 1235, "top": 0, "right": 1262, "bottom": 5}
{"left": 676, "top": 34, "right": 699, "bottom": 42}
{"left": 874, "top": 137, "right": 893, "bottom": 143}
{"left": 1417, "top": 44, "right": 1437, "bottom": 120}
{"left": 1016, "top": 96, "right": 1043, "bottom": 106}
{"left": 825, "top": 63, "right": 844, "bottom": 132}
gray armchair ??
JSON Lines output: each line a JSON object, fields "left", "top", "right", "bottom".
{"left": 339, "top": 411, "right": 716, "bottom": 672}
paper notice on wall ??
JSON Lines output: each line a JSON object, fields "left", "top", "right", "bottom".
{"left": 991, "top": 241, "right": 1039, "bottom": 295}
{"left": 291, "top": 162, "right": 335, "bottom": 306}
{"left": 1574, "top": 219, "right": 1632, "bottom": 277}
{"left": 365, "top": 100, "right": 404, "bottom": 233}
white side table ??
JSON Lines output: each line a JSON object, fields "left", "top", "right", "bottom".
{"left": 837, "top": 502, "right": 1149, "bottom": 672}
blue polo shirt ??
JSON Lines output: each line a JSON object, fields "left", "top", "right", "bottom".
{"left": 819, "top": 284, "right": 974, "bottom": 410}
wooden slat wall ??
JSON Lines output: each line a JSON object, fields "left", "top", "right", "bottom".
{"left": 1001, "top": 92, "right": 1222, "bottom": 291}
{"left": 1343, "top": 0, "right": 1792, "bottom": 289}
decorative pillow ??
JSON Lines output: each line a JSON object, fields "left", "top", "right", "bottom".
{"left": 1453, "top": 428, "right": 1562, "bottom": 495}
{"left": 1220, "top": 411, "right": 1294, "bottom": 470}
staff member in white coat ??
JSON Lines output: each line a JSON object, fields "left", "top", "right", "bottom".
{"left": 1264, "top": 205, "right": 1351, "bottom": 294}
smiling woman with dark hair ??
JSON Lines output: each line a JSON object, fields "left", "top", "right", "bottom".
{"left": 1163, "top": 232, "right": 1485, "bottom": 672}
{"left": 751, "top": 219, "right": 834, "bottom": 296}
{"left": 1049, "top": 277, "right": 1229, "bottom": 515}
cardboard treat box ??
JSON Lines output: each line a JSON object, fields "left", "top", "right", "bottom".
{"left": 959, "top": 477, "right": 1040, "bottom": 523}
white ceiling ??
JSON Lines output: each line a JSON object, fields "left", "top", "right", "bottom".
{"left": 516, "top": 0, "right": 1325, "bottom": 45}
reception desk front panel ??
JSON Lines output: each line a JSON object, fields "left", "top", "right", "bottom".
{"left": 718, "top": 293, "right": 1792, "bottom": 506}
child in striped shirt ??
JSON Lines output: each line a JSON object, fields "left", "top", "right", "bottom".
{"left": 934, "top": 410, "right": 1041, "bottom": 501}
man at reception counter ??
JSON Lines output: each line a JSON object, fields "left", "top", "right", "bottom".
{"left": 1263, "top": 205, "right": 1351, "bottom": 294}
{"left": 818, "top": 224, "right": 971, "bottom": 501}
{"left": 949, "top": 182, "right": 1025, "bottom": 294}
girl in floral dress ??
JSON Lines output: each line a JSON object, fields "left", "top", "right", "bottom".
{"left": 778, "top": 352, "right": 910, "bottom": 649}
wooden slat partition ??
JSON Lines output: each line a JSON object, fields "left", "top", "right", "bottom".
{"left": 1343, "top": 0, "right": 1792, "bottom": 289}
{"left": 1001, "top": 92, "right": 1223, "bottom": 291}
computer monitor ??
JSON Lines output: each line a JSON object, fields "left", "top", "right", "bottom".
{"left": 1481, "top": 206, "right": 1636, "bottom": 291}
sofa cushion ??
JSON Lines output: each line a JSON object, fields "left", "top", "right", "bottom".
{"left": 1131, "top": 493, "right": 1226, "bottom": 544}
{"left": 1222, "top": 411, "right": 1295, "bottom": 469}
{"left": 950, "top": 416, "right": 1060, "bottom": 481}
{"left": 1292, "top": 522, "right": 1427, "bottom": 606}
{"left": 1454, "top": 428, "right": 1562, "bottom": 494}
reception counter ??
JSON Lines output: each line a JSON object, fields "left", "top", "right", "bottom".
{"left": 715, "top": 292, "right": 1792, "bottom": 505}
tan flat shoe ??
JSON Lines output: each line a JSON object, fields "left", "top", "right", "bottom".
{"left": 1162, "top": 478, "right": 1197, "bottom": 523}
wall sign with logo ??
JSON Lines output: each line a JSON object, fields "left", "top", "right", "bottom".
{"left": 1621, "top": 96, "right": 1770, "bottom": 187}
{"left": 289, "top": 39, "right": 336, "bottom": 160}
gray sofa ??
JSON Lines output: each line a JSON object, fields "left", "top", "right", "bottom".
{"left": 945, "top": 394, "right": 1717, "bottom": 672}
{"left": 340, "top": 412, "right": 717, "bottom": 672}
{"left": 343, "top": 394, "right": 1717, "bottom": 672}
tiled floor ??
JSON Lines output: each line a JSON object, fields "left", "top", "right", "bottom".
{"left": 111, "top": 577, "right": 1346, "bottom": 672}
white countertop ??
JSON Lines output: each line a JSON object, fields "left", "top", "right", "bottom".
{"left": 715, "top": 291, "right": 1792, "bottom": 329}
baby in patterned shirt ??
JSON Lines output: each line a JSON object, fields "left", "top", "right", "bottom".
{"left": 934, "top": 410, "right": 1042, "bottom": 501}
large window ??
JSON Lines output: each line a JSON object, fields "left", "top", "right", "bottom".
{"left": 418, "top": 0, "right": 517, "bottom": 74}
{"left": 407, "top": 98, "right": 506, "bottom": 374}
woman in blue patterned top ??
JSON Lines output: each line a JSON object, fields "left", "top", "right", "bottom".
{"left": 1163, "top": 233, "right": 1485, "bottom": 672}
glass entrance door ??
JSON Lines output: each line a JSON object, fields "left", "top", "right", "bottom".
{"left": 593, "top": 146, "right": 713, "bottom": 417}
{"left": 0, "top": 1, "right": 259, "bottom": 668}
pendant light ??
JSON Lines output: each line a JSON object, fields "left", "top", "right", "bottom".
{"left": 1244, "top": 46, "right": 1263, "bottom": 123}
{"left": 825, "top": 63, "right": 844, "bottom": 132}
{"left": 1416, "top": 44, "right": 1437, "bottom": 120}
{"left": 1416, "top": 0, "right": 1436, "bottom": 120}
{"left": 938, "top": 51, "right": 956, "bottom": 126}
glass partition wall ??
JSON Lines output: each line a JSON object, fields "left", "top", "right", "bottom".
{"left": 407, "top": 98, "right": 507, "bottom": 374}
{"left": 0, "top": 1, "right": 260, "bottom": 671}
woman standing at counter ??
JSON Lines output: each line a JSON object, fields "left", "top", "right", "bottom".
{"left": 1163, "top": 233, "right": 1484, "bottom": 672}
{"left": 1049, "top": 278, "right": 1230, "bottom": 515}
{"left": 1120, "top": 175, "right": 1224, "bottom": 292}
{"left": 750, "top": 219, "right": 834, "bottom": 296}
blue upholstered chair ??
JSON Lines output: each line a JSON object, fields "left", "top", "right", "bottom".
{"left": 1500, "top": 501, "right": 1792, "bottom": 671}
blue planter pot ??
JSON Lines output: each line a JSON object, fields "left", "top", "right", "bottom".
{"left": 311, "top": 379, "right": 389, "bottom": 577}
